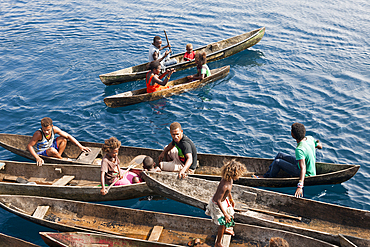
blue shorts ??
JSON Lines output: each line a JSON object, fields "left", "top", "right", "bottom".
{"left": 37, "top": 138, "right": 59, "bottom": 156}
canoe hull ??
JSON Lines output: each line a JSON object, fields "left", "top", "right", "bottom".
{"left": 104, "top": 66, "right": 230, "bottom": 108}
{"left": 0, "top": 160, "right": 154, "bottom": 201}
{"left": 0, "top": 133, "right": 359, "bottom": 187}
{"left": 0, "top": 195, "right": 337, "bottom": 247}
{"left": 0, "top": 233, "right": 39, "bottom": 247}
{"left": 142, "top": 172, "right": 370, "bottom": 246}
{"left": 99, "top": 27, "right": 265, "bottom": 85}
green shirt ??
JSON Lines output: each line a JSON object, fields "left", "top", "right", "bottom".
{"left": 295, "top": 136, "right": 317, "bottom": 176}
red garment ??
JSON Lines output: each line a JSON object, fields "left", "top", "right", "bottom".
{"left": 146, "top": 72, "right": 169, "bottom": 93}
{"left": 184, "top": 51, "right": 195, "bottom": 61}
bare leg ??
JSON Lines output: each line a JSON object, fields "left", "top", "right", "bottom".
{"left": 57, "top": 137, "right": 67, "bottom": 156}
{"left": 46, "top": 147, "right": 63, "bottom": 159}
{"left": 215, "top": 225, "right": 226, "bottom": 247}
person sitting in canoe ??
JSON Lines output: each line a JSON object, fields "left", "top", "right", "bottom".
{"left": 158, "top": 122, "right": 198, "bottom": 178}
{"left": 27, "top": 117, "right": 91, "bottom": 166}
{"left": 183, "top": 43, "right": 195, "bottom": 61}
{"left": 146, "top": 61, "right": 175, "bottom": 93}
{"left": 149, "top": 35, "right": 177, "bottom": 67}
{"left": 263, "top": 123, "right": 323, "bottom": 198}
{"left": 100, "top": 137, "right": 140, "bottom": 196}
{"left": 205, "top": 159, "right": 246, "bottom": 247}
{"left": 143, "top": 156, "right": 161, "bottom": 172}
{"left": 187, "top": 51, "right": 211, "bottom": 81}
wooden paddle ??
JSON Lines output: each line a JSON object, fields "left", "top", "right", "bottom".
{"left": 236, "top": 206, "right": 302, "bottom": 221}
{"left": 164, "top": 30, "right": 172, "bottom": 55}
{"left": 106, "top": 155, "right": 146, "bottom": 194}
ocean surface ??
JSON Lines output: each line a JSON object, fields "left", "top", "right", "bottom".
{"left": 0, "top": 0, "right": 369, "bottom": 245}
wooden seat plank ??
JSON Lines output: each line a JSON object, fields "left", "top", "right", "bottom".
{"left": 76, "top": 147, "right": 101, "bottom": 164}
{"left": 148, "top": 225, "right": 163, "bottom": 242}
{"left": 52, "top": 175, "right": 75, "bottom": 186}
{"left": 33, "top": 206, "right": 49, "bottom": 219}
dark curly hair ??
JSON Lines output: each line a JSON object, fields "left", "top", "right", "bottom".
{"left": 291, "top": 123, "right": 306, "bottom": 141}
{"left": 221, "top": 159, "right": 246, "bottom": 181}
{"left": 102, "top": 137, "right": 121, "bottom": 153}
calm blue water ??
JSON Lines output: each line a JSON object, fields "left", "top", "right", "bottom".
{"left": 1, "top": 0, "right": 369, "bottom": 245}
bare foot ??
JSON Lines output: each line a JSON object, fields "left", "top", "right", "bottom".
{"left": 225, "top": 228, "right": 235, "bottom": 236}
{"left": 215, "top": 242, "right": 225, "bottom": 247}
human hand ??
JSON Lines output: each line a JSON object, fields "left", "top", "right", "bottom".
{"left": 187, "top": 75, "right": 193, "bottom": 80}
{"left": 178, "top": 169, "right": 187, "bottom": 179}
{"left": 100, "top": 188, "right": 107, "bottom": 195}
{"left": 224, "top": 213, "right": 232, "bottom": 223}
{"left": 164, "top": 50, "right": 170, "bottom": 56}
{"left": 36, "top": 157, "right": 44, "bottom": 166}
{"left": 295, "top": 187, "right": 303, "bottom": 198}
{"left": 80, "top": 146, "right": 91, "bottom": 152}
{"left": 230, "top": 199, "right": 235, "bottom": 208}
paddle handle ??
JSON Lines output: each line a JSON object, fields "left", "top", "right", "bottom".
{"left": 106, "top": 163, "right": 137, "bottom": 193}
{"left": 164, "top": 30, "right": 172, "bottom": 54}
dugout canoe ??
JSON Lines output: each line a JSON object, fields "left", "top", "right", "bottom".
{"left": 0, "top": 160, "right": 153, "bottom": 201}
{"left": 0, "top": 133, "right": 359, "bottom": 187}
{"left": 0, "top": 232, "right": 40, "bottom": 247}
{"left": 104, "top": 66, "right": 230, "bottom": 108}
{"left": 142, "top": 171, "right": 370, "bottom": 246}
{"left": 0, "top": 195, "right": 338, "bottom": 247}
{"left": 99, "top": 27, "right": 265, "bottom": 85}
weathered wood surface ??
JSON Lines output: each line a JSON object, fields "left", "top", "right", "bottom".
{"left": 99, "top": 27, "right": 265, "bottom": 85}
{"left": 0, "top": 232, "right": 40, "bottom": 247}
{"left": 0, "top": 133, "right": 359, "bottom": 187}
{"left": 142, "top": 172, "right": 370, "bottom": 247}
{"left": 0, "top": 195, "right": 337, "bottom": 247}
{"left": 104, "top": 66, "right": 230, "bottom": 108}
{"left": 0, "top": 160, "right": 154, "bottom": 201}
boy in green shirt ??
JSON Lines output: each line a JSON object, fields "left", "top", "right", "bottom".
{"left": 263, "top": 123, "right": 322, "bottom": 198}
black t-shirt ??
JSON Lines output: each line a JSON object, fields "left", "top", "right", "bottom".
{"left": 171, "top": 134, "right": 197, "bottom": 170}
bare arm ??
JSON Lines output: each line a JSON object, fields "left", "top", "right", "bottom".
{"left": 295, "top": 159, "right": 306, "bottom": 198}
{"left": 100, "top": 171, "right": 107, "bottom": 195}
{"left": 27, "top": 131, "right": 44, "bottom": 166}
{"left": 178, "top": 153, "right": 192, "bottom": 179}
{"left": 153, "top": 69, "right": 175, "bottom": 86}
{"left": 53, "top": 126, "right": 91, "bottom": 152}
{"left": 158, "top": 142, "right": 175, "bottom": 163}
{"left": 213, "top": 181, "right": 233, "bottom": 223}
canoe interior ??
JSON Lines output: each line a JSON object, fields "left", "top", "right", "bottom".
{"left": 0, "top": 160, "right": 102, "bottom": 186}
{"left": 144, "top": 172, "right": 370, "bottom": 245}
{"left": 117, "top": 66, "right": 228, "bottom": 98}
{"left": 0, "top": 195, "right": 337, "bottom": 247}
{"left": 0, "top": 160, "right": 154, "bottom": 201}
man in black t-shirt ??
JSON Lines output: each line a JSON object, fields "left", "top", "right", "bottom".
{"left": 159, "top": 122, "right": 197, "bottom": 178}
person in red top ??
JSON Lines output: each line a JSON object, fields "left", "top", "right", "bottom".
{"left": 146, "top": 61, "right": 175, "bottom": 93}
{"left": 183, "top": 43, "right": 195, "bottom": 61}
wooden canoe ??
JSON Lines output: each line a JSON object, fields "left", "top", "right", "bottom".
{"left": 0, "top": 160, "right": 153, "bottom": 201}
{"left": 0, "top": 232, "right": 40, "bottom": 247}
{"left": 142, "top": 172, "right": 370, "bottom": 246}
{"left": 0, "top": 133, "right": 359, "bottom": 187}
{"left": 104, "top": 66, "right": 230, "bottom": 108}
{"left": 0, "top": 195, "right": 338, "bottom": 247}
{"left": 99, "top": 27, "right": 265, "bottom": 85}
